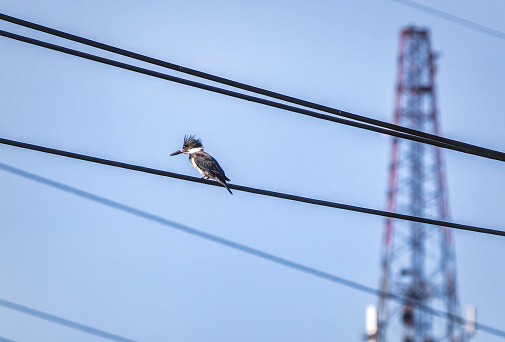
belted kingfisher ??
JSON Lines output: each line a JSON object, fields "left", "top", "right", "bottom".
{"left": 170, "top": 135, "right": 233, "bottom": 195}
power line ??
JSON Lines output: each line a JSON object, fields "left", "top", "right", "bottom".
{"left": 0, "top": 161, "right": 503, "bottom": 339}
{"left": 1, "top": 137, "right": 504, "bottom": 237}
{"left": 0, "top": 18, "right": 504, "bottom": 162}
{"left": 1, "top": 13, "right": 502, "bottom": 164}
{"left": 0, "top": 298, "right": 137, "bottom": 342}
{"left": 0, "top": 30, "right": 462, "bottom": 157}
{"left": 388, "top": 0, "right": 505, "bottom": 40}
{"left": 0, "top": 29, "right": 485, "bottom": 162}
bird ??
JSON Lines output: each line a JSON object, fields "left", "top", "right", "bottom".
{"left": 170, "top": 135, "right": 233, "bottom": 195}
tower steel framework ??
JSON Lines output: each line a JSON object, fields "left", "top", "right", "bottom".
{"left": 376, "top": 27, "right": 465, "bottom": 342}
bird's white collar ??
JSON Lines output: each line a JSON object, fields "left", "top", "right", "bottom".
{"left": 187, "top": 147, "right": 203, "bottom": 154}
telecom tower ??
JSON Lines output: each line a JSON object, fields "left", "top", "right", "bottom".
{"left": 370, "top": 27, "right": 466, "bottom": 342}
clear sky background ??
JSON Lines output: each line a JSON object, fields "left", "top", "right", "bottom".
{"left": 0, "top": 1, "right": 504, "bottom": 341}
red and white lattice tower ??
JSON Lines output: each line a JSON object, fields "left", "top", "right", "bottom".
{"left": 375, "top": 27, "right": 465, "bottom": 342}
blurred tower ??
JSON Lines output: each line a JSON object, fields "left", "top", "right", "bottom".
{"left": 375, "top": 26, "right": 465, "bottom": 342}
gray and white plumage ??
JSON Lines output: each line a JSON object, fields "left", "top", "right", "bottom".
{"left": 170, "top": 135, "right": 232, "bottom": 195}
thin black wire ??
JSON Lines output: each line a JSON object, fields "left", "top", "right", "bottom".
{"left": 388, "top": 0, "right": 505, "bottom": 40}
{"left": 0, "top": 17, "right": 504, "bottom": 162}
{"left": 1, "top": 137, "right": 504, "bottom": 237}
{"left": 0, "top": 161, "right": 503, "bottom": 339}
{"left": 0, "top": 298, "right": 137, "bottom": 342}
{"left": 0, "top": 30, "right": 485, "bottom": 162}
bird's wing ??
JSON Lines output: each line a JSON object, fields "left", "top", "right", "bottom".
{"left": 194, "top": 152, "right": 230, "bottom": 181}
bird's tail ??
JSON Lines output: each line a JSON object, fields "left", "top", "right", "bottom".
{"left": 217, "top": 179, "right": 233, "bottom": 195}
{"left": 223, "top": 182, "right": 233, "bottom": 195}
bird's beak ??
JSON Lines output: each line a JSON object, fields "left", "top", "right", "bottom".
{"left": 170, "top": 149, "right": 183, "bottom": 156}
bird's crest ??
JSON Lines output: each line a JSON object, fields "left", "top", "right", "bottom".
{"left": 183, "top": 135, "right": 203, "bottom": 149}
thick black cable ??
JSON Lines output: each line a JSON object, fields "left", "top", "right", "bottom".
{"left": 1, "top": 137, "right": 504, "bottom": 237}
{"left": 0, "top": 161, "right": 503, "bottom": 339}
{"left": 0, "top": 29, "right": 481, "bottom": 160}
{"left": 1, "top": 13, "right": 504, "bottom": 162}
{"left": 0, "top": 18, "right": 504, "bottom": 162}
{"left": 0, "top": 298, "right": 137, "bottom": 342}
{"left": 388, "top": 0, "right": 505, "bottom": 40}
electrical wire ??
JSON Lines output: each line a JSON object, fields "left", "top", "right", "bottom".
{"left": 0, "top": 298, "right": 137, "bottom": 342}
{"left": 0, "top": 16, "right": 505, "bottom": 162}
{"left": 0, "top": 161, "right": 504, "bottom": 339}
{"left": 388, "top": 0, "right": 505, "bottom": 40}
{"left": 1, "top": 13, "right": 503, "bottom": 163}
{"left": 1, "top": 137, "right": 504, "bottom": 237}
{"left": 0, "top": 29, "right": 484, "bottom": 161}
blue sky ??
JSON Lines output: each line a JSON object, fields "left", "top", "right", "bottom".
{"left": 0, "top": 1, "right": 504, "bottom": 341}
